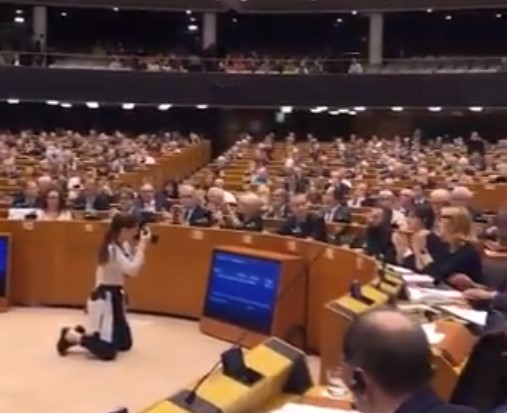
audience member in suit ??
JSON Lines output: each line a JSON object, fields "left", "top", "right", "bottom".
{"left": 265, "top": 188, "right": 290, "bottom": 219}
{"left": 392, "top": 204, "right": 448, "bottom": 273}
{"left": 347, "top": 183, "right": 375, "bottom": 208}
{"left": 284, "top": 167, "right": 310, "bottom": 194}
{"left": 175, "top": 184, "right": 211, "bottom": 227}
{"left": 11, "top": 180, "right": 41, "bottom": 208}
{"left": 111, "top": 189, "right": 137, "bottom": 217}
{"left": 156, "top": 180, "right": 179, "bottom": 206}
{"left": 353, "top": 207, "right": 396, "bottom": 263}
{"left": 342, "top": 308, "right": 477, "bottom": 413}
{"left": 73, "top": 178, "right": 111, "bottom": 211}
{"left": 413, "top": 184, "right": 428, "bottom": 206}
{"left": 377, "top": 190, "right": 408, "bottom": 230}
{"left": 134, "top": 182, "right": 169, "bottom": 214}
{"left": 278, "top": 194, "right": 327, "bottom": 242}
{"left": 451, "top": 186, "right": 483, "bottom": 222}
{"left": 322, "top": 188, "right": 352, "bottom": 223}
{"left": 224, "top": 192, "right": 264, "bottom": 232}
{"left": 414, "top": 206, "right": 483, "bottom": 288}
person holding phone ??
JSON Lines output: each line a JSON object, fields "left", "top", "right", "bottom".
{"left": 56, "top": 214, "right": 151, "bottom": 361}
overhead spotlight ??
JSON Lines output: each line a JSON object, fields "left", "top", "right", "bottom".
{"left": 232, "top": 17, "right": 238, "bottom": 23}
{"left": 328, "top": 110, "right": 340, "bottom": 115}
{"left": 86, "top": 101, "right": 99, "bottom": 109}
{"left": 7, "top": 99, "right": 19, "bottom": 104}
{"left": 46, "top": 100, "right": 59, "bottom": 106}
{"left": 196, "top": 104, "right": 208, "bottom": 109}
{"left": 13, "top": 16, "right": 24, "bottom": 24}
{"left": 391, "top": 106, "right": 404, "bottom": 112}
{"left": 351, "top": 10, "right": 357, "bottom": 15}
{"left": 336, "top": 18, "right": 343, "bottom": 23}
{"left": 122, "top": 103, "right": 135, "bottom": 110}
{"left": 60, "top": 102, "right": 72, "bottom": 108}
{"left": 60, "top": 11, "right": 67, "bottom": 17}
{"left": 428, "top": 106, "right": 442, "bottom": 112}
{"left": 188, "top": 24, "right": 199, "bottom": 31}
{"left": 15, "top": 9, "right": 23, "bottom": 14}
{"left": 445, "top": 15, "right": 452, "bottom": 20}
{"left": 348, "top": 110, "right": 357, "bottom": 115}
{"left": 315, "top": 106, "right": 328, "bottom": 112}
{"left": 190, "top": 16, "right": 196, "bottom": 22}
{"left": 353, "top": 106, "right": 366, "bottom": 112}
{"left": 186, "top": 9, "right": 192, "bottom": 14}
{"left": 112, "top": 7, "right": 119, "bottom": 11}
{"left": 426, "top": 8, "right": 433, "bottom": 13}
{"left": 496, "top": 13, "right": 503, "bottom": 18}
{"left": 280, "top": 106, "right": 293, "bottom": 114}
{"left": 158, "top": 104, "right": 172, "bottom": 111}
{"left": 469, "top": 106, "right": 483, "bottom": 112}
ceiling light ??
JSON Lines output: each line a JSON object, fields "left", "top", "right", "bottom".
{"left": 15, "top": 9, "right": 23, "bottom": 15}
{"left": 196, "top": 104, "right": 208, "bottom": 109}
{"left": 158, "top": 104, "right": 172, "bottom": 111}
{"left": 336, "top": 18, "right": 343, "bottom": 23}
{"left": 328, "top": 110, "right": 340, "bottom": 115}
{"left": 391, "top": 106, "right": 404, "bottom": 112}
{"left": 60, "top": 12, "right": 67, "bottom": 17}
{"left": 122, "top": 103, "right": 135, "bottom": 110}
{"left": 86, "top": 102, "right": 99, "bottom": 109}
{"left": 496, "top": 13, "right": 502, "bottom": 18}
{"left": 13, "top": 16, "right": 24, "bottom": 23}
{"left": 428, "top": 106, "right": 442, "bottom": 112}
{"left": 445, "top": 15, "right": 452, "bottom": 20}
{"left": 351, "top": 10, "right": 357, "bottom": 15}
{"left": 315, "top": 106, "right": 328, "bottom": 112}
{"left": 427, "top": 8, "right": 433, "bottom": 13}
{"left": 7, "top": 99, "right": 19, "bottom": 104}
{"left": 348, "top": 110, "right": 357, "bottom": 115}
{"left": 186, "top": 9, "right": 192, "bottom": 14}
{"left": 60, "top": 103, "right": 72, "bottom": 108}
{"left": 281, "top": 106, "right": 293, "bottom": 114}
{"left": 46, "top": 100, "right": 59, "bottom": 106}
{"left": 232, "top": 18, "right": 238, "bottom": 23}
{"left": 353, "top": 106, "right": 366, "bottom": 112}
{"left": 310, "top": 108, "right": 321, "bottom": 114}
{"left": 469, "top": 106, "right": 483, "bottom": 112}
{"left": 188, "top": 24, "right": 198, "bottom": 31}
{"left": 113, "top": 7, "right": 119, "bottom": 11}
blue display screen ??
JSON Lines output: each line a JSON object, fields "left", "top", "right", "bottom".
{"left": 0, "top": 236, "right": 9, "bottom": 297}
{"left": 203, "top": 250, "right": 281, "bottom": 335}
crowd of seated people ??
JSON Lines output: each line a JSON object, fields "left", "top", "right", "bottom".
{"left": 3, "top": 128, "right": 201, "bottom": 221}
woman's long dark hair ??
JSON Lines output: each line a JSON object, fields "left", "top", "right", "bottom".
{"left": 97, "top": 214, "right": 139, "bottom": 265}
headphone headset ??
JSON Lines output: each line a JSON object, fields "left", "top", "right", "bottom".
{"left": 350, "top": 370, "right": 366, "bottom": 394}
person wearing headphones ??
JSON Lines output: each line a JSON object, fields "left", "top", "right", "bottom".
{"left": 341, "top": 308, "right": 477, "bottom": 413}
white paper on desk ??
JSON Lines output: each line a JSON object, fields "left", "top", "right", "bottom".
{"left": 401, "top": 274, "right": 434, "bottom": 284}
{"left": 407, "top": 287, "right": 462, "bottom": 304}
{"left": 275, "top": 402, "right": 359, "bottom": 413}
{"left": 440, "top": 305, "right": 488, "bottom": 326}
{"left": 421, "top": 323, "right": 445, "bottom": 345}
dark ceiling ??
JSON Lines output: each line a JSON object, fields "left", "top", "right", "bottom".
{"left": 0, "top": 0, "right": 506, "bottom": 12}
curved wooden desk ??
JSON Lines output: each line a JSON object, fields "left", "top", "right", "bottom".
{"left": 1, "top": 220, "right": 377, "bottom": 352}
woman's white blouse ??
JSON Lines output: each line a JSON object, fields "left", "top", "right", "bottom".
{"left": 95, "top": 242, "right": 145, "bottom": 286}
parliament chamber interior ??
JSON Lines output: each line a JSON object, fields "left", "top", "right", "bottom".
{"left": 3, "top": 1, "right": 507, "bottom": 413}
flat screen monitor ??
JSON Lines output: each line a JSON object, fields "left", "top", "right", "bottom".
{"left": 0, "top": 236, "right": 9, "bottom": 297}
{"left": 203, "top": 250, "right": 282, "bottom": 335}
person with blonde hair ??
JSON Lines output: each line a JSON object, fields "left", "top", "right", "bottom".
{"left": 412, "top": 206, "right": 483, "bottom": 288}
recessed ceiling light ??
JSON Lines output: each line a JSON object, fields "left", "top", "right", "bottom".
{"left": 13, "top": 16, "right": 24, "bottom": 24}
{"left": 186, "top": 9, "right": 192, "bottom": 14}
{"left": 336, "top": 18, "right": 343, "bottom": 23}
{"left": 122, "top": 103, "right": 135, "bottom": 110}
{"left": 15, "top": 9, "right": 23, "bottom": 15}
{"left": 445, "top": 15, "right": 452, "bottom": 20}
{"left": 158, "top": 104, "right": 172, "bottom": 111}
{"left": 60, "top": 102, "right": 72, "bottom": 108}
{"left": 391, "top": 106, "right": 404, "bottom": 112}
{"left": 46, "top": 100, "right": 59, "bottom": 106}
{"left": 353, "top": 106, "right": 366, "bottom": 112}
{"left": 113, "top": 7, "right": 119, "bottom": 11}
{"left": 469, "top": 106, "right": 483, "bottom": 112}
{"left": 86, "top": 102, "right": 99, "bottom": 109}
{"left": 60, "top": 12, "right": 67, "bottom": 17}
{"left": 428, "top": 106, "right": 442, "bottom": 112}
{"left": 351, "top": 10, "right": 357, "bottom": 15}
{"left": 7, "top": 99, "right": 19, "bottom": 104}
{"left": 496, "top": 13, "right": 502, "bottom": 18}
{"left": 427, "top": 8, "right": 433, "bottom": 13}
{"left": 188, "top": 24, "right": 198, "bottom": 31}
{"left": 280, "top": 106, "right": 293, "bottom": 114}
{"left": 196, "top": 104, "right": 209, "bottom": 109}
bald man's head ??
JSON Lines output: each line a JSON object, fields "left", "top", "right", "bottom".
{"left": 342, "top": 308, "right": 432, "bottom": 397}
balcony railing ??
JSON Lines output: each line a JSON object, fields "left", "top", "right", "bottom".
{"left": 1, "top": 50, "right": 507, "bottom": 75}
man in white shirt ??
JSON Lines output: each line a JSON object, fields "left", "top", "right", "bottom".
{"left": 378, "top": 190, "right": 408, "bottom": 230}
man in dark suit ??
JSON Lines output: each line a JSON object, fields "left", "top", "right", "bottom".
{"left": 73, "top": 179, "right": 111, "bottom": 211}
{"left": 134, "top": 182, "right": 169, "bottom": 214}
{"left": 278, "top": 194, "right": 327, "bottom": 242}
{"left": 177, "top": 184, "right": 211, "bottom": 227}
{"left": 342, "top": 308, "right": 477, "bottom": 413}
{"left": 11, "top": 180, "right": 41, "bottom": 208}
{"left": 322, "top": 189, "right": 352, "bottom": 223}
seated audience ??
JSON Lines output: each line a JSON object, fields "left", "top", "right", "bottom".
{"left": 176, "top": 184, "right": 211, "bottom": 227}
{"left": 451, "top": 186, "right": 483, "bottom": 221}
{"left": 135, "top": 182, "right": 169, "bottom": 213}
{"left": 414, "top": 206, "right": 483, "bottom": 287}
{"left": 111, "top": 189, "right": 137, "bottom": 216}
{"left": 278, "top": 194, "right": 327, "bottom": 242}
{"left": 224, "top": 192, "right": 264, "bottom": 232}
{"left": 36, "top": 189, "right": 72, "bottom": 221}
{"left": 348, "top": 183, "right": 374, "bottom": 207}
{"left": 322, "top": 188, "right": 352, "bottom": 223}
{"left": 11, "top": 180, "right": 40, "bottom": 208}
{"left": 392, "top": 204, "right": 448, "bottom": 272}
{"left": 265, "top": 188, "right": 290, "bottom": 219}
{"left": 342, "top": 308, "right": 477, "bottom": 413}
{"left": 73, "top": 179, "right": 111, "bottom": 211}
{"left": 377, "top": 190, "right": 408, "bottom": 230}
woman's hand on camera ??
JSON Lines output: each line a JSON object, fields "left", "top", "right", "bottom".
{"left": 139, "top": 227, "right": 152, "bottom": 244}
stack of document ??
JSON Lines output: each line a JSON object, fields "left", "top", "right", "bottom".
{"left": 439, "top": 305, "right": 488, "bottom": 327}
{"left": 407, "top": 287, "right": 462, "bottom": 305}
{"left": 387, "top": 265, "right": 434, "bottom": 285}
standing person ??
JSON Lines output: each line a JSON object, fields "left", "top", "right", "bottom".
{"left": 56, "top": 214, "right": 152, "bottom": 361}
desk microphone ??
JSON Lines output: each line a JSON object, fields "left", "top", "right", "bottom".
{"left": 183, "top": 245, "right": 327, "bottom": 407}
{"left": 376, "top": 253, "right": 387, "bottom": 288}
